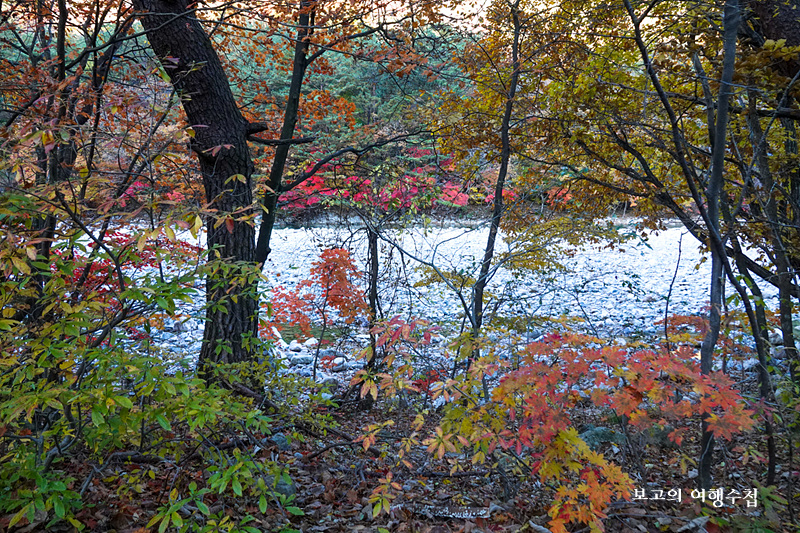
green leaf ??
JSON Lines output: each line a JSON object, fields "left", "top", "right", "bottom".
{"left": 155, "top": 414, "right": 172, "bottom": 431}
{"left": 258, "top": 494, "right": 267, "bottom": 513}
{"left": 196, "top": 501, "right": 210, "bottom": 515}
{"left": 53, "top": 497, "right": 65, "bottom": 518}
{"left": 232, "top": 478, "right": 243, "bottom": 496}
{"left": 91, "top": 408, "right": 104, "bottom": 427}
{"left": 286, "top": 506, "right": 304, "bottom": 516}
{"left": 158, "top": 513, "right": 171, "bottom": 533}
{"left": 115, "top": 396, "right": 133, "bottom": 409}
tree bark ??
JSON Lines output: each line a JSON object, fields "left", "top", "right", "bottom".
{"left": 255, "top": 0, "right": 314, "bottom": 264}
{"left": 133, "top": 0, "right": 258, "bottom": 373}
{"left": 469, "top": 1, "right": 521, "bottom": 377}
{"left": 696, "top": 0, "right": 739, "bottom": 491}
{"left": 747, "top": 0, "right": 800, "bottom": 77}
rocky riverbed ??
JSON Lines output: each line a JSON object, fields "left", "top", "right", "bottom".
{"left": 142, "top": 220, "right": 778, "bottom": 377}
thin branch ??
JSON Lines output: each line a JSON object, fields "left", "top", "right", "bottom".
{"left": 246, "top": 135, "right": 316, "bottom": 146}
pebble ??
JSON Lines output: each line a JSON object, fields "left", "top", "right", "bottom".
{"left": 331, "top": 357, "right": 348, "bottom": 372}
{"left": 290, "top": 354, "right": 314, "bottom": 366}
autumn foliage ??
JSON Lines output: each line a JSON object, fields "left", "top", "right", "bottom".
{"left": 353, "top": 322, "right": 759, "bottom": 532}
{"left": 1, "top": 0, "right": 798, "bottom": 530}
{"left": 267, "top": 247, "right": 367, "bottom": 340}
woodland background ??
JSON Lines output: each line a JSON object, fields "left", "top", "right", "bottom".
{"left": 1, "top": 0, "right": 800, "bottom": 531}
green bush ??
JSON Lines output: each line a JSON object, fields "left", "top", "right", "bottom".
{"left": 0, "top": 195, "right": 318, "bottom": 531}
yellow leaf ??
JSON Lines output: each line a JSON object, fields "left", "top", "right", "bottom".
{"left": 11, "top": 256, "right": 30, "bottom": 275}
{"left": 192, "top": 215, "right": 202, "bottom": 238}
{"left": 9, "top": 504, "right": 32, "bottom": 527}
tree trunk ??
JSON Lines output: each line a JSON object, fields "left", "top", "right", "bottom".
{"left": 734, "top": 252, "right": 777, "bottom": 484}
{"left": 255, "top": 0, "right": 314, "bottom": 264}
{"left": 133, "top": 0, "right": 258, "bottom": 373}
{"left": 748, "top": 0, "right": 800, "bottom": 77}
{"left": 469, "top": 2, "right": 521, "bottom": 379}
{"left": 697, "top": 0, "right": 739, "bottom": 490}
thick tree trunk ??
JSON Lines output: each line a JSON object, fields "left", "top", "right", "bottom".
{"left": 748, "top": 0, "right": 800, "bottom": 77}
{"left": 133, "top": 0, "right": 258, "bottom": 373}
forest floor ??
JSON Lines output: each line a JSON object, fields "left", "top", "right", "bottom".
{"left": 56, "top": 375, "right": 790, "bottom": 533}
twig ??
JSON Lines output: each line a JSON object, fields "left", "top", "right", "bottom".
{"left": 415, "top": 469, "right": 490, "bottom": 478}
{"left": 303, "top": 441, "right": 361, "bottom": 460}
{"left": 106, "top": 451, "right": 166, "bottom": 464}
{"left": 79, "top": 466, "right": 103, "bottom": 497}
{"left": 247, "top": 134, "right": 316, "bottom": 146}
{"left": 663, "top": 232, "right": 683, "bottom": 353}
{"left": 325, "top": 426, "right": 381, "bottom": 457}
{"left": 224, "top": 380, "right": 280, "bottom": 412}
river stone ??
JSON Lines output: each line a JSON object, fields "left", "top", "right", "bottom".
{"left": 265, "top": 474, "right": 296, "bottom": 497}
{"left": 269, "top": 347, "right": 287, "bottom": 361}
{"left": 291, "top": 354, "right": 313, "bottom": 366}
{"left": 288, "top": 340, "right": 304, "bottom": 352}
{"left": 270, "top": 433, "right": 291, "bottom": 451}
